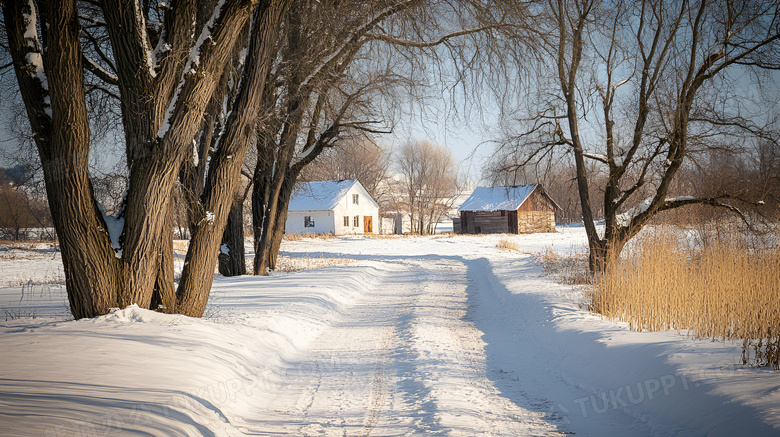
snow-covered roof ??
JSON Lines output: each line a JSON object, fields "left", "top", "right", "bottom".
{"left": 288, "top": 179, "right": 360, "bottom": 211}
{"left": 458, "top": 185, "right": 538, "bottom": 212}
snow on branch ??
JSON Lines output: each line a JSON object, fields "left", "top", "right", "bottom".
{"left": 616, "top": 194, "right": 752, "bottom": 228}
{"left": 660, "top": 195, "right": 749, "bottom": 223}
{"left": 133, "top": 0, "right": 158, "bottom": 78}
{"left": 615, "top": 196, "right": 653, "bottom": 227}
{"left": 83, "top": 56, "right": 119, "bottom": 85}
{"left": 582, "top": 152, "right": 609, "bottom": 164}
{"left": 21, "top": 0, "right": 51, "bottom": 117}
{"left": 157, "top": 0, "right": 227, "bottom": 139}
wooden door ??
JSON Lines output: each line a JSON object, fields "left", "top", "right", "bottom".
{"left": 363, "top": 216, "right": 373, "bottom": 233}
{"left": 508, "top": 210, "right": 518, "bottom": 234}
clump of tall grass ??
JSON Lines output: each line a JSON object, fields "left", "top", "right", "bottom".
{"left": 496, "top": 239, "right": 520, "bottom": 251}
{"left": 589, "top": 232, "right": 780, "bottom": 369}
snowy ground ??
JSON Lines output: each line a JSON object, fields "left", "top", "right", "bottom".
{"left": 1, "top": 227, "right": 779, "bottom": 436}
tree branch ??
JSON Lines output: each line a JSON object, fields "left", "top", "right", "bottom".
{"left": 82, "top": 55, "right": 119, "bottom": 85}
{"left": 366, "top": 25, "right": 504, "bottom": 49}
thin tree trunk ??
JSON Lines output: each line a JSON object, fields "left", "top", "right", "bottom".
{"left": 252, "top": 140, "right": 274, "bottom": 275}
{"left": 267, "top": 172, "right": 297, "bottom": 270}
{"left": 218, "top": 196, "right": 247, "bottom": 276}
{"left": 255, "top": 162, "right": 287, "bottom": 275}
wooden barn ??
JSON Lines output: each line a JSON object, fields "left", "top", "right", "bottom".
{"left": 456, "top": 185, "right": 559, "bottom": 234}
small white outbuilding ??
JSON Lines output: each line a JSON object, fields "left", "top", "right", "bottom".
{"left": 285, "top": 179, "right": 380, "bottom": 236}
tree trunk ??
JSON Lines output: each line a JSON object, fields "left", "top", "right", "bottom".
{"left": 267, "top": 172, "right": 297, "bottom": 270}
{"left": 252, "top": 139, "right": 274, "bottom": 275}
{"left": 151, "top": 202, "right": 176, "bottom": 313}
{"left": 255, "top": 163, "right": 287, "bottom": 275}
{"left": 3, "top": 0, "right": 125, "bottom": 319}
{"left": 587, "top": 231, "right": 630, "bottom": 275}
{"left": 268, "top": 207, "right": 287, "bottom": 270}
{"left": 176, "top": 1, "right": 292, "bottom": 316}
{"left": 218, "top": 196, "right": 247, "bottom": 276}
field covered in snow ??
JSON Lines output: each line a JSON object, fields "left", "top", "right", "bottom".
{"left": 1, "top": 227, "right": 779, "bottom": 436}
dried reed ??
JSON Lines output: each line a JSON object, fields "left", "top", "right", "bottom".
{"left": 589, "top": 232, "right": 780, "bottom": 369}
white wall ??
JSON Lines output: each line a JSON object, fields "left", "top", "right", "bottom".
{"left": 332, "top": 184, "right": 379, "bottom": 235}
{"left": 285, "top": 210, "right": 335, "bottom": 235}
{"left": 284, "top": 183, "right": 380, "bottom": 236}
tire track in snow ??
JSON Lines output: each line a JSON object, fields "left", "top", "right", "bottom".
{"left": 359, "top": 326, "right": 393, "bottom": 436}
{"left": 247, "top": 258, "right": 565, "bottom": 435}
{"left": 395, "top": 258, "right": 561, "bottom": 436}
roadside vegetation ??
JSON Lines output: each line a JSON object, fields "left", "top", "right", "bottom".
{"left": 535, "top": 220, "right": 780, "bottom": 370}
{"left": 587, "top": 227, "right": 780, "bottom": 369}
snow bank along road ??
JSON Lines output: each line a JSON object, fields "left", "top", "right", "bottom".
{"left": 1, "top": 230, "right": 779, "bottom": 436}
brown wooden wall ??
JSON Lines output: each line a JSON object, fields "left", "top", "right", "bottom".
{"left": 459, "top": 189, "right": 557, "bottom": 234}
{"left": 517, "top": 190, "right": 557, "bottom": 213}
{"left": 517, "top": 210, "right": 556, "bottom": 233}
{"left": 460, "top": 210, "right": 510, "bottom": 234}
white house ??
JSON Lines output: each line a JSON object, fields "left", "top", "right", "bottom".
{"left": 285, "top": 179, "right": 380, "bottom": 235}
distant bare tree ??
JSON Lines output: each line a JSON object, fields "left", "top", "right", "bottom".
{"left": 300, "top": 138, "right": 391, "bottom": 208}
{"left": 0, "top": 176, "right": 50, "bottom": 240}
{"left": 396, "top": 140, "right": 457, "bottom": 234}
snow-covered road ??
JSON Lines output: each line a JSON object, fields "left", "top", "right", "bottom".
{"left": 249, "top": 258, "right": 561, "bottom": 435}
{"left": 1, "top": 230, "right": 779, "bottom": 436}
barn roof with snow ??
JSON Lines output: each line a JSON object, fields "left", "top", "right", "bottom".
{"left": 458, "top": 185, "right": 555, "bottom": 212}
{"left": 288, "top": 179, "right": 372, "bottom": 211}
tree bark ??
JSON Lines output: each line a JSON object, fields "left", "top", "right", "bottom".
{"left": 151, "top": 202, "right": 176, "bottom": 312}
{"left": 177, "top": 0, "right": 292, "bottom": 316}
{"left": 267, "top": 172, "right": 297, "bottom": 270}
{"left": 252, "top": 145, "right": 274, "bottom": 275}
{"left": 218, "top": 196, "right": 247, "bottom": 276}
{"left": 3, "top": 0, "right": 124, "bottom": 319}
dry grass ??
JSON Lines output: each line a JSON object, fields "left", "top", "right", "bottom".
{"left": 535, "top": 248, "right": 591, "bottom": 285}
{"left": 0, "top": 240, "right": 56, "bottom": 247}
{"left": 496, "top": 239, "right": 520, "bottom": 251}
{"left": 364, "top": 234, "right": 404, "bottom": 239}
{"left": 589, "top": 232, "right": 780, "bottom": 369}
{"left": 275, "top": 253, "right": 352, "bottom": 272}
{"left": 283, "top": 233, "right": 336, "bottom": 241}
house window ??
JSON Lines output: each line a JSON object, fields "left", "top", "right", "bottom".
{"left": 343, "top": 216, "right": 350, "bottom": 226}
{"left": 304, "top": 216, "right": 315, "bottom": 227}
{"left": 353, "top": 216, "right": 359, "bottom": 227}
{"left": 352, "top": 194, "right": 359, "bottom": 204}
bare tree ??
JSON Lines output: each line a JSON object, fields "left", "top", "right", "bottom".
{"left": 250, "top": 0, "right": 422, "bottom": 275}
{"left": 483, "top": 147, "right": 608, "bottom": 224}
{"left": 1, "top": 0, "right": 292, "bottom": 318}
{"left": 396, "top": 140, "right": 458, "bottom": 234}
{"left": 499, "top": 0, "right": 780, "bottom": 272}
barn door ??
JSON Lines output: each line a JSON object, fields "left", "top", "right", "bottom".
{"left": 508, "top": 211, "right": 518, "bottom": 234}
{"left": 363, "top": 216, "right": 373, "bottom": 233}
